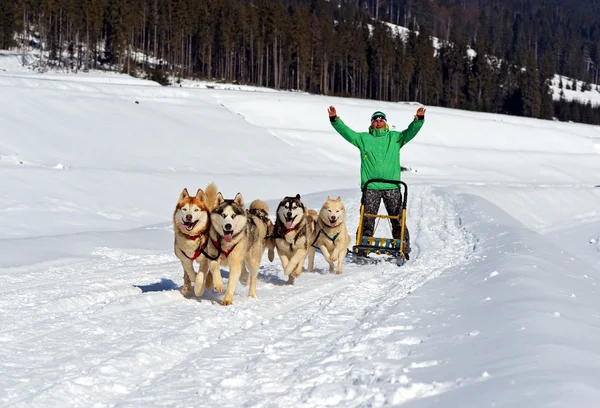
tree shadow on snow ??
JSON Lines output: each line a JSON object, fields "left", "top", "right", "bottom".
{"left": 190, "top": 289, "right": 223, "bottom": 304}
{"left": 177, "top": 266, "right": 291, "bottom": 304}
{"left": 134, "top": 278, "right": 179, "bottom": 293}
{"left": 216, "top": 266, "right": 289, "bottom": 286}
{"left": 257, "top": 266, "right": 289, "bottom": 286}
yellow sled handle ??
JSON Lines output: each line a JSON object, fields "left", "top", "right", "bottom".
{"left": 356, "top": 203, "right": 366, "bottom": 246}
{"left": 399, "top": 207, "right": 407, "bottom": 256}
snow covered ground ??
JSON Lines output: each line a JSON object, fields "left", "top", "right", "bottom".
{"left": 1, "top": 50, "right": 600, "bottom": 407}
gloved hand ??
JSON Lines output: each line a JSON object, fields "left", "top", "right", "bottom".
{"left": 328, "top": 105, "right": 338, "bottom": 122}
{"left": 415, "top": 107, "right": 426, "bottom": 120}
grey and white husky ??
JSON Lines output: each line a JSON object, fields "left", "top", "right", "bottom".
{"left": 200, "top": 192, "right": 274, "bottom": 305}
{"left": 270, "top": 194, "right": 314, "bottom": 285}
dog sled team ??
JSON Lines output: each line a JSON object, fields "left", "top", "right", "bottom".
{"left": 173, "top": 106, "right": 426, "bottom": 305}
{"left": 173, "top": 184, "right": 351, "bottom": 305}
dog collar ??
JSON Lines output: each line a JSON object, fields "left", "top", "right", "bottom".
{"left": 182, "top": 232, "right": 202, "bottom": 240}
{"left": 180, "top": 225, "right": 207, "bottom": 241}
{"left": 322, "top": 219, "right": 339, "bottom": 229}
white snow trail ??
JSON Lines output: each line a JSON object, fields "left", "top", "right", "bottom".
{"left": 0, "top": 187, "right": 473, "bottom": 407}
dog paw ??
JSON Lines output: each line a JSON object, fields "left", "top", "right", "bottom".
{"left": 336, "top": 270, "right": 342, "bottom": 275}
{"left": 248, "top": 289, "right": 257, "bottom": 298}
{"left": 329, "top": 255, "right": 338, "bottom": 262}
{"left": 221, "top": 297, "right": 233, "bottom": 306}
{"left": 286, "top": 275, "right": 296, "bottom": 285}
{"left": 181, "top": 283, "right": 191, "bottom": 296}
{"left": 214, "top": 282, "right": 224, "bottom": 294}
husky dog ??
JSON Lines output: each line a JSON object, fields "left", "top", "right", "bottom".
{"left": 271, "top": 194, "right": 314, "bottom": 285}
{"left": 307, "top": 196, "right": 352, "bottom": 275}
{"left": 202, "top": 193, "right": 274, "bottom": 305}
{"left": 173, "top": 183, "right": 218, "bottom": 296}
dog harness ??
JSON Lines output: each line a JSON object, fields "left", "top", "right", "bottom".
{"left": 248, "top": 208, "right": 271, "bottom": 225}
{"left": 266, "top": 223, "right": 297, "bottom": 240}
{"left": 179, "top": 232, "right": 221, "bottom": 261}
{"left": 268, "top": 221, "right": 308, "bottom": 252}
{"left": 283, "top": 227, "right": 297, "bottom": 236}
{"left": 310, "top": 228, "right": 340, "bottom": 248}
{"left": 211, "top": 238, "right": 237, "bottom": 258}
{"left": 180, "top": 240, "right": 207, "bottom": 261}
{"left": 210, "top": 228, "right": 244, "bottom": 258}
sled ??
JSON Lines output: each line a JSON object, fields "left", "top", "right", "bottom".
{"left": 348, "top": 178, "right": 409, "bottom": 267}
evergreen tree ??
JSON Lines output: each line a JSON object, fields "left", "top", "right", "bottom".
{"left": 2, "top": 0, "right": 600, "bottom": 125}
{"left": 539, "top": 55, "right": 555, "bottom": 120}
{"left": 290, "top": 4, "right": 311, "bottom": 91}
{"left": 520, "top": 51, "right": 542, "bottom": 117}
{"left": 0, "top": 0, "right": 15, "bottom": 50}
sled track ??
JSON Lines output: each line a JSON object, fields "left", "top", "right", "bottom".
{"left": 0, "top": 187, "right": 475, "bottom": 407}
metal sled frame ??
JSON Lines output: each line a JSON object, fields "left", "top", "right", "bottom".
{"left": 351, "top": 178, "right": 408, "bottom": 266}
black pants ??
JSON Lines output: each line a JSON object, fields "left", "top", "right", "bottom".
{"left": 362, "top": 188, "right": 410, "bottom": 255}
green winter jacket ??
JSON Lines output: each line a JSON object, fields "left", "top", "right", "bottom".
{"left": 331, "top": 116, "right": 424, "bottom": 190}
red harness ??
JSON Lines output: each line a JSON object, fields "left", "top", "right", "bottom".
{"left": 211, "top": 238, "right": 236, "bottom": 258}
{"left": 180, "top": 240, "right": 207, "bottom": 261}
{"left": 283, "top": 227, "right": 297, "bottom": 235}
{"left": 181, "top": 232, "right": 202, "bottom": 240}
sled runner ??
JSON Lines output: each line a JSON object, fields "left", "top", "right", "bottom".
{"left": 349, "top": 178, "right": 409, "bottom": 267}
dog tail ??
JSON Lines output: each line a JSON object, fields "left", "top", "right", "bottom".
{"left": 307, "top": 209, "right": 318, "bottom": 223}
{"left": 204, "top": 182, "right": 219, "bottom": 210}
{"left": 249, "top": 199, "right": 269, "bottom": 214}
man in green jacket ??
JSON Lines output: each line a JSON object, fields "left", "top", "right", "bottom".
{"left": 328, "top": 105, "right": 425, "bottom": 259}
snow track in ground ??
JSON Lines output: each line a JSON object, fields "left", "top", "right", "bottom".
{"left": 2, "top": 59, "right": 600, "bottom": 407}
{"left": 0, "top": 187, "right": 474, "bottom": 407}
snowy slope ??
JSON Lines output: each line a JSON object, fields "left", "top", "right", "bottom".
{"left": 551, "top": 74, "right": 600, "bottom": 106}
{"left": 1, "top": 51, "right": 600, "bottom": 407}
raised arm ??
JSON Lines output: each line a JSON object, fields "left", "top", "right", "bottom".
{"left": 328, "top": 105, "right": 360, "bottom": 147}
{"left": 398, "top": 107, "right": 426, "bottom": 147}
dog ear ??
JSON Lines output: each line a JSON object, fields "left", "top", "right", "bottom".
{"left": 336, "top": 196, "right": 341, "bottom": 201}
{"left": 295, "top": 193, "right": 301, "bottom": 200}
{"left": 179, "top": 188, "right": 190, "bottom": 201}
{"left": 327, "top": 195, "right": 331, "bottom": 201}
{"left": 234, "top": 192, "right": 244, "bottom": 208}
{"left": 195, "top": 188, "right": 205, "bottom": 201}
{"left": 216, "top": 192, "right": 225, "bottom": 205}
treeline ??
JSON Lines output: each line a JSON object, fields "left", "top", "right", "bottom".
{"left": 0, "top": 0, "right": 599, "bottom": 125}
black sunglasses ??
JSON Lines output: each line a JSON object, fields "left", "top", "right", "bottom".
{"left": 372, "top": 115, "right": 386, "bottom": 121}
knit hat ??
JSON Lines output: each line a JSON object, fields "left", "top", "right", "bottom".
{"left": 371, "top": 111, "right": 387, "bottom": 122}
